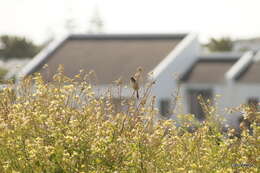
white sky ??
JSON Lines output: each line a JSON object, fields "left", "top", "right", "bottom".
{"left": 1, "top": 0, "right": 260, "bottom": 44}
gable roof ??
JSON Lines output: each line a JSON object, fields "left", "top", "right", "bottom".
{"left": 18, "top": 34, "right": 187, "bottom": 84}
{"left": 225, "top": 51, "right": 254, "bottom": 81}
{"left": 234, "top": 51, "right": 260, "bottom": 83}
{"left": 180, "top": 53, "right": 242, "bottom": 84}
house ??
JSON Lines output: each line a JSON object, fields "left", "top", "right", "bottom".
{"left": 178, "top": 51, "right": 260, "bottom": 127}
{"left": 233, "top": 38, "right": 260, "bottom": 52}
{"left": 16, "top": 33, "right": 199, "bottom": 111}
{"left": 179, "top": 52, "right": 243, "bottom": 119}
{"left": 16, "top": 33, "right": 259, "bottom": 125}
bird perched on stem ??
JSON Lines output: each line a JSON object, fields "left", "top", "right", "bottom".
{"left": 130, "top": 76, "right": 139, "bottom": 99}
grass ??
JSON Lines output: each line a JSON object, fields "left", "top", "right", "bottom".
{"left": 0, "top": 66, "right": 259, "bottom": 172}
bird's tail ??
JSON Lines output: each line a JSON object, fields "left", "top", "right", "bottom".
{"left": 136, "top": 90, "right": 139, "bottom": 99}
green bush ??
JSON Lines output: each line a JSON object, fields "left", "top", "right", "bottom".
{"left": 0, "top": 68, "right": 7, "bottom": 83}
{"left": 0, "top": 67, "right": 259, "bottom": 173}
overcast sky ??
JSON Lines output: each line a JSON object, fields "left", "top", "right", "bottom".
{"left": 1, "top": 0, "right": 260, "bottom": 44}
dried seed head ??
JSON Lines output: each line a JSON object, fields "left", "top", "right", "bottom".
{"left": 137, "top": 66, "right": 143, "bottom": 72}
{"left": 43, "top": 64, "right": 49, "bottom": 69}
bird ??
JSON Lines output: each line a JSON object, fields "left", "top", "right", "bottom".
{"left": 130, "top": 76, "right": 139, "bottom": 99}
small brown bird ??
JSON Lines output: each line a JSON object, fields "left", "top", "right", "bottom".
{"left": 130, "top": 77, "right": 139, "bottom": 99}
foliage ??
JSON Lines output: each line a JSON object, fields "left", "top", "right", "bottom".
{"left": 0, "top": 66, "right": 259, "bottom": 172}
{"left": 206, "top": 37, "right": 233, "bottom": 52}
{"left": 0, "top": 68, "right": 7, "bottom": 82}
{"left": 0, "top": 35, "right": 41, "bottom": 59}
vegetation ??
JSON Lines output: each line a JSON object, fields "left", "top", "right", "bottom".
{"left": 0, "top": 68, "right": 7, "bottom": 82}
{"left": 0, "top": 66, "right": 259, "bottom": 172}
{"left": 0, "top": 35, "right": 41, "bottom": 60}
{"left": 206, "top": 37, "right": 233, "bottom": 52}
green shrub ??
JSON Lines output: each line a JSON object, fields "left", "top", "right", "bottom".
{"left": 0, "top": 68, "right": 7, "bottom": 83}
{"left": 0, "top": 67, "right": 259, "bottom": 173}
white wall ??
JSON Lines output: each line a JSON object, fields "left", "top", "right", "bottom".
{"left": 93, "top": 84, "right": 133, "bottom": 98}
{"left": 180, "top": 82, "right": 260, "bottom": 127}
{"left": 223, "top": 83, "right": 260, "bottom": 107}
{"left": 151, "top": 33, "right": 200, "bottom": 109}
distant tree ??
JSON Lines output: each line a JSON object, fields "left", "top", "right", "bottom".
{"left": 0, "top": 68, "right": 7, "bottom": 83}
{"left": 206, "top": 37, "right": 233, "bottom": 52}
{"left": 0, "top": 35, "right": 41, "bottom": 60}
{"left": 87, "top": 7, "right": 104, "bottom": 34}
{"left": 65, "top": 18, "right": 77, "bottom": 34}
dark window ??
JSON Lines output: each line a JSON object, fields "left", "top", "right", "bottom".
{"left": 160, "top": 99, "right": 170, "bottom": 117}
{"left": 247, "top": 98, "right": 259, "bottom": 111}
{"left": 188, "top": 89, "right": 212, "bottom": 120}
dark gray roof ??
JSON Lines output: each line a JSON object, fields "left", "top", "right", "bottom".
{"left": 27, "top": 33, "right": 186, "bottom": 84}
{"left": 180, "top": 53, "right": 241, "bottom": 84}
{"left": 69, "top": 33, "right": 187, "bottom": 40}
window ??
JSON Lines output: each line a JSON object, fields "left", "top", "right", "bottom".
{"left": 187, "top": 89, "right": 213, "bottom": 120}
{"left": 247, "top": 98, "right": 259, "bottom": 111}
{"left": 160, "top": 99, "right": 171, "bottom": 117}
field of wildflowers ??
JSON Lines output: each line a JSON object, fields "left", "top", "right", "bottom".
{"left": 0, "top": 66, "right": 259, "bottom": 173}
